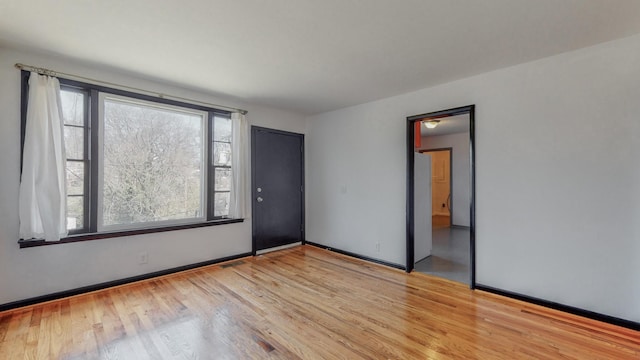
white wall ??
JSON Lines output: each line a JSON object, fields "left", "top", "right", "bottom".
{"left": 421, "top": 132, "right": 471, "bottom": 226}
{"left": 0, "top": 47, "right": 307, "bottom": 306}
{"left": 306, "top": 33, "right": 640, "bottom": 322}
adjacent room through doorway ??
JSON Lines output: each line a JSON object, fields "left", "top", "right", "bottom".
{"left": 408, "top": 107, "right": 475, "bottom": 286}
{"left": 422, "top": 149, "right": 452, "bottom": 227}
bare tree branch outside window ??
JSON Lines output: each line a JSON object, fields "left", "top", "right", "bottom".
{"left": 102, "top": 99, "right": 204, "bottom": 226}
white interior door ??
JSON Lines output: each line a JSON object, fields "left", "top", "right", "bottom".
{"left": 414, "top": 152, "right": 432, "bottom": 263}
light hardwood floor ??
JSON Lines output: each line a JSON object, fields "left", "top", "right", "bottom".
{"left": 1, "top": 245, "right": 638, "bottom": 359}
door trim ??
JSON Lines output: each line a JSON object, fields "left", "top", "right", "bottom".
{"left": 250, "top": 126, "right": 305, "bottom": 255}
{"left": 406, "top": 105, "right": 476, "bottom": 288}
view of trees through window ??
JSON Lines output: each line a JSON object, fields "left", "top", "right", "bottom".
{"left": 101, "top": 97, "right": 205, "bottom": 228}
{"left": 213, "top": 116, "right": 232, "bottom": 216}
{"left": 33, "top": 79, "right": 237, "bottom": 237}
{"left": 60, "top": 89, "right": 87, "bottom": 231}
{"left": 57, "top": 85, "right": 234, "bottom": 234}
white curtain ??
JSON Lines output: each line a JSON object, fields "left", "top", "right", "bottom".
{"left": 19, "top": 72, "right": 68, "bottom": 241}
{"left": 229, "top": 112, "right": 248, "bottom": 219}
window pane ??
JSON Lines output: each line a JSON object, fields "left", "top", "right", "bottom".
{"left": 102, "top": 97, "right": 204, "bottom": 227}
{"left": 214, "top": 192, "right": 230, "bottom": 217}
{"left": 215, "top": 168, "right": 231, "bottom": 191}
{"left": 67, "top": 196, "right": 84, "bottom": 230}
{"left": 60, "top": 90, "right": 84, "bottom": 126}
{"left": 214, "top": 116, "right": 231, "bottom": 142}
{"left": 66, "top": 161, "right": 84, "bottom": 196}
{"left": 64, "top": 126, "right": 84, "bottom": 159}
{"left": 213, "top": 141, "right": 232, "bottom": 166}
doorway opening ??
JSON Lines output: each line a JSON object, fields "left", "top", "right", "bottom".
{"left": 406, "top": 105, "right": 475, "bottom": 288}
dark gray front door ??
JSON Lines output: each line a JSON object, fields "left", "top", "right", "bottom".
{"left": 251, "top": 126, "right": 304, "bottom": 253}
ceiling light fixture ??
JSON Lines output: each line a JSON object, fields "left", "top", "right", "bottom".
{"left": 424, "top": 120, "right": 440, "bottom": 129}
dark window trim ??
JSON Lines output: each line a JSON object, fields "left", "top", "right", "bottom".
{"left": 19, "top": 70, "right": 29, "bottom": 172}
{"left": 18, "top": 218, "right": 244, "bottom": 248}
{"left": 56, "top": 75, "right": 228, "bottom": 113}
{"left": 62, "top": 85, "right": 90, "bottom": 233}
{"left": 19, "top": 71, "right": 238, "bottom": 247}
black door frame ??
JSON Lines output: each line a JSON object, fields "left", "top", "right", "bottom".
{"left": 419, "top": 147, "right": 453, "bottom": 226}
{"left": 406, "top": 105, "right": 476, "bottom": 288}
{"left": 250, "top": 126, "right": 305, "bottom": 255}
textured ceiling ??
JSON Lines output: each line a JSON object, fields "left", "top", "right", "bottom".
{"left": 2, "top": 0, "right": 640, "bottom": 114}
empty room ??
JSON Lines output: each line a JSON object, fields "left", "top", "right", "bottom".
{"left": 1, "top": 1, "right": 639, "bottom": 359}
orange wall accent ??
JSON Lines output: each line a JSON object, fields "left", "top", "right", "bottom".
{"left": 414, "top": 122, "right": 421, "bottom": 148}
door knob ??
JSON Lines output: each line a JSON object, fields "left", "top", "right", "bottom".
{"left": 257, "top": 197, "right": 263, "bottom": 202}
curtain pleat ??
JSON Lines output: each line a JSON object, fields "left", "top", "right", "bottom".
{"left": 19, "top": 72, "right": 68, "bottom": 241}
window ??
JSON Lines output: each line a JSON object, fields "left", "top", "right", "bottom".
{"left": 212, "top": 115, "right": 232, "bottom": 217}
{"left": 99, "top": 94, "right": 207, "bottom": 231}
{"left": 21, "top": 71, "right": 240, "bottom": 241}
{"left": 60, "top": 88, "right": 89, "bottom": 232}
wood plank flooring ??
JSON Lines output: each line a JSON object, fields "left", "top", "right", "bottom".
{"left": 1, "top": 245, "right": 638, "bottom": 359}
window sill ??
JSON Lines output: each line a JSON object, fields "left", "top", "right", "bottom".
{"left": 18, "top": 218, "right": 244, "bottom": 249}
